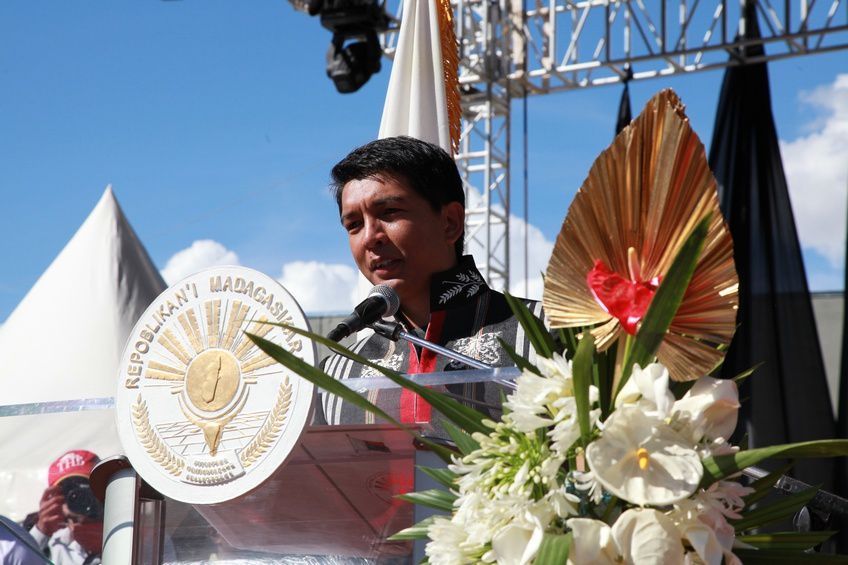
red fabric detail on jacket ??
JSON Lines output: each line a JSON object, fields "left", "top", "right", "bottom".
{"left": 400, "top": 310, "right": 447, "bottom": 423}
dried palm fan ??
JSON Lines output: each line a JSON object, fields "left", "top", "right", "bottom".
{"left": 543, "top": 89, "right": 738, "bottom": 381}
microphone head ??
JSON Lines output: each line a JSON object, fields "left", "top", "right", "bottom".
{"left": 368, "top": 284, "right": 400, "bottom": 317}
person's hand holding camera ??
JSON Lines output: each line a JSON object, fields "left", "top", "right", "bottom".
{"left": 35, "top": 484, "right": 66, "bottom": 537}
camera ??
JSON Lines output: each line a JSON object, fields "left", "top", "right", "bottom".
{"left": 60, "top": 477, "right": 103, "bottom": 521}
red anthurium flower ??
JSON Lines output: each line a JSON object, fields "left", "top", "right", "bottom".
{"left": 587, "top": 260, "right": 659, "bottom": 335}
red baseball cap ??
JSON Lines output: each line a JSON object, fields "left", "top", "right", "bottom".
{"left": 48, "top": 450, "right": 99, "bottom": 486}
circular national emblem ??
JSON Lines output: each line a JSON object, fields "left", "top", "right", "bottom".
{"left": 115, "top": 266, "right": 315, "bottom": 504}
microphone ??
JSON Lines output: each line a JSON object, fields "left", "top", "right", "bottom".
{"left": 327, "top": 285, "right": 400, "bottom": 342}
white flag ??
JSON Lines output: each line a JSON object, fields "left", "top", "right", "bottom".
{"left": 378, "top": 0, "right": 455, "bottom": 153}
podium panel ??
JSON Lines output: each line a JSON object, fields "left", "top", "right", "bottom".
{"left": 130, "top": 424, "right": 420, "bottom": 563}
{"left": 195, "top": 424, "right": 416, "bottom": 557}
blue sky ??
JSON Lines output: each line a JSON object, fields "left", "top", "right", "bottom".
{"left": 1, "top": 1, "right": 846, "bottom": 319}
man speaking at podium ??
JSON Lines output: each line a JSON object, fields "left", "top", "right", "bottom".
{"left": 320, "top": 136, "right": 543, "bottom": 434}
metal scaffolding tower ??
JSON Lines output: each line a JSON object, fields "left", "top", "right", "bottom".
{"left": 454, "top": 0, "right": 516, "bottom": 292}
{"left": 383, "top": 0, "right": 848, "bottom": 290}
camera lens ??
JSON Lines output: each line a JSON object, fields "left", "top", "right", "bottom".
{"left": 60, "top": 477, "right": 103, "bottom": 520}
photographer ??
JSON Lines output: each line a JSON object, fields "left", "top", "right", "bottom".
{"left": 28, "top": 451, "right": 102, "bottom": 565}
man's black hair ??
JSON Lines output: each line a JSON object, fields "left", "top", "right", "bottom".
{"left": 330, "top": 136, "right": 465, "bottom": 259}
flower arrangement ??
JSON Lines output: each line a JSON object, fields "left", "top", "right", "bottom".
{"left": 249, "top": 90, "right": 848, "bottom": 564}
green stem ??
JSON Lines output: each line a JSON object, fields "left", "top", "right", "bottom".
{"left": 613, "top": 334, "right": 635, "bottom": 401}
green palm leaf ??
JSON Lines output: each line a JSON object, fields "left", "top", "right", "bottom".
{"left": 572, "top": 333, "right": 595, "bottom": 445}
{"left": 387, "top": 516, "right": 436, "bottom": 541}
{"left": 738, "top": 531, "right": 836, "bottom": 551}
{"left": 503, "top": 292, "right": 556, "bottom": 359}
{"left": 743, "top": 463, "right": 793, "bottom": 506}
{"left": 396, "top": 488, "right": 456, "bottom": 512}
{"left": 535, "top": 532, "right": 573, "bottom": 565}
{"left": 733, "top": 549, "right": 848, "bottom": 563}
{"left": 442, "top": 420, "right": 480, "bottom": 455}
{"left": 732, "top": 486, "right": 818, "bottom": 532}
{"left": 417, "top": 466, "right": 458, "bottom": 489}
{"left": 701, "top": 440, "right": 848, "bottom": 487}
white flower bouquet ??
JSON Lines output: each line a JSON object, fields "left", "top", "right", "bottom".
{"left": 249, "top": 90, "right": 848, "bottom": 564}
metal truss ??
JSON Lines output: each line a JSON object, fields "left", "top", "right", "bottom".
{"left": 380, "top": 0, "right": 848, "bottom": 290}
{"left": 514, "top": 0, "right": 848, "bottom": 93}
{"left": 454, "top": 0, "right": 515, "bottom": 291}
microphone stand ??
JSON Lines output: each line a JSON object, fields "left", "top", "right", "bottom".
{"left": 369, "top": 320, "right": 516, "bottom": 389}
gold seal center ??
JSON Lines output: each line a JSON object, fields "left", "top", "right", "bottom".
{"left": 185, "top": 349, "right": 241, "bottom": 413}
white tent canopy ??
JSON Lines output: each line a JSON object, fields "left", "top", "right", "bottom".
{"left": 0, "top": 187, "right": 165, "bottom": 519}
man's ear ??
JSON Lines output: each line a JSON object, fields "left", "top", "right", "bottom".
{"left": 442, "top": 201, "right": 465, "bottom": 245}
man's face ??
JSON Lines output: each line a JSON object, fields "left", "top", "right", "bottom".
{"left": 340, "top": 176, "right": 463, "bottom": 309}
{"left": 64, "top": 505, "right": 103, "bottom": 555}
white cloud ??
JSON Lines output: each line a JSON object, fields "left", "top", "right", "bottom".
{"left": 782, "top": 74, "right": 848, "bottom": 268}
{"left": 162, "top": 240, "right": 364, "bottom": 313}
{"left": 278, "top": 261, "right": 361, "bottom": 314}
{"left": 505, "top": 219, "right": 553, "bottom": 300}
{"left": 161, "top": 240, "right": 241, "bottom": 285}
{"left": 465, "top": 189, "right": 554, "bottom": 301}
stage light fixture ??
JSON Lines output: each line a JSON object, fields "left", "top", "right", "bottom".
{"left": 325, "top": 30, "right": 383, "bottom": 93}
{"left": 290, "top": 0, "right": 390, "bottom": 93}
